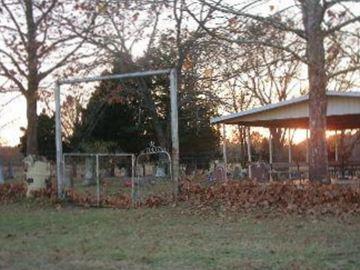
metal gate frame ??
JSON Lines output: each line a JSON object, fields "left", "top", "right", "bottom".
{"left": 55, "top": 69, "right": 179, "bottom": 198}
{"left": 134, "top": 143, "right": 173, "bottom": 203}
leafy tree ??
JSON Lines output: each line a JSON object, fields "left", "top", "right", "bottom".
{"left": 70, "top": 59, "right": 156, "bottom": 153}
{"left": 70, "top": 43, "right": 220, "bottom": 164}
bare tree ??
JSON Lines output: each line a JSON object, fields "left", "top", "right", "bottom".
{"left": 187, "top": 0, "right": 360, "bottom": 182}
{"left": 0, "top": 0, "right": 96, "bottom": 155}
{"left": 72, "top": 0, "right": 220, "bottom": 149}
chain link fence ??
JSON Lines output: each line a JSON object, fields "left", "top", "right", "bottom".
{"left": 63, "top": 153, "right": 135, "bottom": 206}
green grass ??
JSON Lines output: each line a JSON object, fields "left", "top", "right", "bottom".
{"left": 0, "top": 202, "right": 359, "bottom": 270}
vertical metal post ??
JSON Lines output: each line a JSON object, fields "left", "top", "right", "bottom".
{"left": 269, "top": 129, "right": 273, "bottom": 164}
{"left": 131, "top": 154, "right": 135, "bottom": 207}
{"left": 169, "top": 68, "right": 179, "bottom": 196}
{"left": 335, "top": 130, "right": 339, "bottom": 162}
{"left": 288, "top": 129, "right": 292, "bottom": 179}
{"left": 62, "top": 155, "right": 66, "bottom": 188}
{"left": 306, "top": 129, "right": 309, "bottom": 163}
{"left": 269, "top": 129, "right": 273, "bottom": 182}
{"left": 246, "top": 127, "right": 252, "bottom": 178}
{"left": 222, "top": 124, "right": 228, "bottom": 180}
{"left": 96, "top": 154, "right": 100, "bottom": 206}
{"left": 55, "top": 82, "right": 63, "bottom": 198}
{"left": 288, "top": 129, "right": 292, "bottom": 163}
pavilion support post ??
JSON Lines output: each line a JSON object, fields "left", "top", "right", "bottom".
{"left": 269, "top": 129, "right": 273, "bottom": 182}
{"left": 335, "top": 130, "right": 339, "bottom": 162}
{"left": 222, "top": 124, "right": 228, "bottom": 181}
{"left": 246, "top": 127, "right": 252, "bottom": 179}
{"left": 306, "top": 129, "right": 309, "bottom": 163}
{"left": 288, "top": 129, "right": 292, "bottom": 180}
{"left": 269, "top": 129, "right": 273, "bottom": 164}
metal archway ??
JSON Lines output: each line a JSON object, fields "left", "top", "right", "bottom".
{"left": 134, "top": 142, "right": 173, "bottom": 204}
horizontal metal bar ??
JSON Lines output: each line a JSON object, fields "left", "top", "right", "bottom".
{"left": 96, "top": 153, "right": 135, "bottom": 157}
{"left": 63, "top": 153, "right": 135, "bottom": 157}
{"left": 63, "top": 153, "right": 97, "bottom": 157}
{"left": 58, "top": 69, "right": 172, "bottom": 85}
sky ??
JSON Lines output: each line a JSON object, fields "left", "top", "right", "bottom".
{"left": 0, "top": 0, "right": 359, "bottom": 147}
{"left": 0, "top": 93, "right": 27, "bottom": 146}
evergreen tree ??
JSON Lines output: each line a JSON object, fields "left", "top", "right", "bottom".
{"left": 20, "top": 110, "right": 56, "bottom": 160}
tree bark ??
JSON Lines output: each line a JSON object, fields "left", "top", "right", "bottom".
{"left": 25, "top": 0, "right": 39, "bottom": 156}
{"left": 26, "top": 92, "right": 38, "bottom": 155}
{"left": 302, "top": 1, "right": 329, "bottom": 183}
{"left": 270, "top": 128, "right": 286, "bottom": 162}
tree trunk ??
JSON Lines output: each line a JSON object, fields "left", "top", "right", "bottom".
{"left": 25, "top": 0, "right": 39, "bottom": 156}
{"left": 139, "top": 80, "right": 168, "bottom": 149}
{"left": 237, "top": 125, "right": 245, "bottom": 163}
{"left": 270, "top": 128, "right": 286, "bottom": 162}
{"left": 26, "top": 92, "right": 39, "bottom": 155}
{"left": 302, "top": 0, "right": 329, "bottom": 183}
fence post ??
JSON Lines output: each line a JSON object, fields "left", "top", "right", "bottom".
{"left": 55, "top": 82, "right": 64, "bottom": 198}
{"left": 170, "top": 68, "right": 179, "bottom": 196}
{"left": 131, "top": 154, "right": 135, "bottom": 207}
{"left": 96, "top": 154, "right": 100, "bottom": 206}
{"left": 222, "top": 124, "right": 228, "bottom": 180}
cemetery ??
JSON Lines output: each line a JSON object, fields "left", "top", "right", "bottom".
{"left": 1, "top": 1, "right": 360, "bottom": 269}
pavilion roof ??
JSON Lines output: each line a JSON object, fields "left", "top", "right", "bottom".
{"left": 211, "top": 91, "right": 360, "bottom": 130}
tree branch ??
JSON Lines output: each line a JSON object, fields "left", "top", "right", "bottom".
{"left": 201, "top": 0, "right": 307, "bottom": 40}
{"left": 1, "top": 0, "right": 27, "bottom": 46}
{"left": 0, "top": 49, "right": 27, "bottom": 77}
{"left": 35, "top": 0, "right": 58, "bottom": 28}
{"left": 39, "top": 41, "right": 85, "bottom": 80}
{"left": 0, "top": 62, "right": 26, "bottom": 94}
{"left": 185, "top": 4, "right": 306, "bottom": 63}
{"left": 324, "top": 16, "right": 360, "bottom": 35}
{"left": 328, "top": 65, "right": 360, "bottom": 79}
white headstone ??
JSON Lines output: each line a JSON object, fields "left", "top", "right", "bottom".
{"left": 155, "top": 166, "right": 166, "bottom": 177}
{"left": 84, "top": 157, "right": 96, "bottom": 185}
{"left": 24, "top": 156, "right": 51, "bottom": 197}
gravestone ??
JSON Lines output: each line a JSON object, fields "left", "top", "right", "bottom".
{"left": 119, "top": 167, "right": 127, "bottom": 177}
{"left": 213, "top": 165, "right": 226, "bottom": 181}
{"left": 63, "top": 166, "right": 71, "bottom": 188}
{"left": 250, "top": 162, "right": 270, "bottom": 182}
{"left": 84, "top": 157, "right": 96, "bottom": 186}
{"left": 23, "top": 155, "right": 51, "bottom": 197}
{"left": 7, "top": 161, "right": 14, "bottom": 179}
{"left": 155, "top": 165, "right": 166, "bottom": 177}
{"left": 233, "top": 166, "right": 244, "bottom": 180}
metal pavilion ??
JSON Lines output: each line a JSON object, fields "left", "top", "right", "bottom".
{"left": 211, "top": 91, "right": 360, "bottom": 181}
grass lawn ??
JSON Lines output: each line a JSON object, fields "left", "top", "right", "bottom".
{"left": 0, "top": 202, "right": 359, "bottom": 270}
